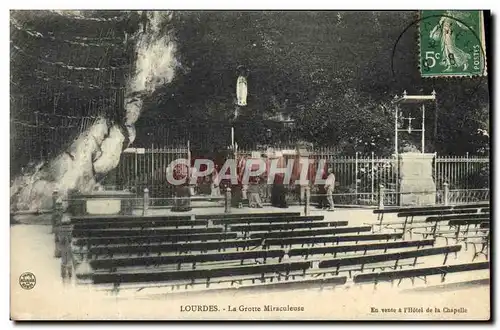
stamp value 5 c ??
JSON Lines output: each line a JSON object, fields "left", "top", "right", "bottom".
{"left": 419, "top": 10, "right": 487, "bottom": 77}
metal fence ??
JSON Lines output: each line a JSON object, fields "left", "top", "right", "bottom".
{"left": 434, "top": 154, "right": 490, "bottom": 190}
{"left": 447, "top": 189, "right": 490, "bottom": 205}
{"left": 105, "top": 145, "right": 189, "bottom": 204}
{"left": 237, "top": 148, "right": 399, "bottom": 205}
{"left": 110, "top": 144, "right": 489, "bottom": 207}
{"left": 236, "top": 148, "right": 489, "bottom": 206}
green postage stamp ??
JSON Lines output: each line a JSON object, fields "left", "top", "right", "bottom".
{"left": 419, "top": 10, "right": 487, "bottom": 77}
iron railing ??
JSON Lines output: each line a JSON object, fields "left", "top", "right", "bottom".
{"left": 108, "top": 146, "right": 489, "bottom": 206}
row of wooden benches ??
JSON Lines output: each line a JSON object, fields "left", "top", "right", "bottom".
{"left": 373, "top": 203, "right": 489, "bottom": 230}
{"left": 72, "top": 225, "right": 373, "bottom": 246}
{"left": 67, "top": 212, "right": 489, "bottom": 243}
{"left": 67, "top": 206, "right": 490, "bottom": 268}
{"left": 72, "top": 219, "right": 489, "bottom": 244}
{"left": 72, "top": 215, "right": 327, "bottom": 229}
{"left": 72, "top": 220, "right": 489, "bottom": 250}
{"left": 81, "top": 232, "right": 404, "bottom": 256}
{"left": 70, "top": 212, "right": 304, "bottom": 226}
{"left": 68, "top": 206, "right": 488, "bottom": 230}
{"left": 380, "top": 211, "right": 490, "bottom": 253}
{"left": 372, "top": 204, "right": 491, "bottom": 262}
{"left": 87, "top": 237, "right": 434, "bottom": 259}
{"left": 77, "top": 243, "right": 467, "bottom": 287}
{"left": 228, "top": 260, "right": 490, "bottom": 291}
{"left": 64, "top": 208, "right": 491, "bottom": 292}
{"left": 68, "top": 209, "right": 489, "bottom": 241}
{"left": 86, "top": 238, "right": 437, "bottom": 270}
{"left": 374, "top": 209, "right": 488, "bottom": 230}
{"left": 386, "top": 214, "right": 490, "bottom": 237}
{"left": 71, "top": 219, "right": 347, "bottom": 236}
{"left": 373, "top": 203, "right": 489, "bottom": 220}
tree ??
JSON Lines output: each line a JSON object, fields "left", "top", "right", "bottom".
{"left": 12, "top": 10, "right": 491, "bottom": 164}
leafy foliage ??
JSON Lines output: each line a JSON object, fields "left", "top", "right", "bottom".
{"left": 11, "top": 10, "right": 491, "bottom": 160}
{"left": 140, "top": 11, "right": 489, "bottom": 156}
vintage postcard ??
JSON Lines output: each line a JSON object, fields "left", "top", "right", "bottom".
{"left": 10, "top": 10, "right": 490, "bottom": 321}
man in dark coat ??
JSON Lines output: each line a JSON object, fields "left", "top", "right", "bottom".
{"left": 271, "top": 172, "right": 288, "bottom": 208}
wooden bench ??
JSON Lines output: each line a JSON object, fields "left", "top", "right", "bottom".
{"left": 72, "top": 226, "right": 223, "bottom": 238}
{"left": 318, "top": 245, "right": 462, "bottom": 275}
{"left": 433, "top": 213, "right": 490, "bottom": 221}
{"left": 198, "top": 212, "right": 302, "bottom": 220}
{"left": 374, "top": 206, "right": 449, "bottom": 222}
{"left": 72, "top": 219, "right": 209, "bottom": 230}
{"left": 306, "top": 260, "right": 426, "bottom": 279}
{"left": 79, "top": 260, "right": 311, "bottom": 289}
{"left": 70, "top": 215, "right": 191, "bottom": 224}
{"left": 353, "top": 261, "right": 490, "bottom": 287}
{"left": 393, "top": 212, "right": 490, "bottom": 240}
{"left": 264, "top": 233, "right": 404, "bottom": 249}
{"left": 373, "top": 203, "right": 489, "bottom": 229}
{"left": 443, "top": 219, "right": 490, "bottom": 260}
{"left": 87, "top": 238, "right": 263, "bottom": 258}
{"left": 398, "top": 208, "right": 482, "bottom": 219}
{"left": 235, "top": 275, "right": 347, "bottom": 291}
{"left": 289, "top": 239, "right": 435, "bottom": 260}
{"left": 421, "top": 214, "right": 490, "bottom": 240}
{"left": 90, "top": 272, "right": 346, "bottom": 294}
{"left": 213, "top": 215, "right": 324, "bottom": 229}
{"left": 230, "top": 220, "right": 349, "bottom": 234}
{"left": 392, "top": 209, "right": 483, "bottom": 238}
{"left": 89, "top": 249, "right": 286, "bottom": 271}
{"left": 448, "top": 218, "right": 490, "bottom": 230}
{"left": 74, "top": 232, "right": 239, "bottom": 248}
{"left": 417, "top": 222, "right": 489, "bottom": 241}
{"left": 469, "top": 235, "right": 490, "bottom": 261}
{"left": 250, "top": 226, "right": 371, "bottom": 240}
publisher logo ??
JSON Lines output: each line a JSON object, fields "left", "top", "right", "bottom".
{"left": 19, "top": 272, "right": 36, "bottom": 290}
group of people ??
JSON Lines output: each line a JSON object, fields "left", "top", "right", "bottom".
{"left": 181, "top": 165, "right": 336, "bottom": 212}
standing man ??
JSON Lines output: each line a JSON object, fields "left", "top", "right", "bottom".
{"left": 248, "top": 176, "right": 264, "bottom": 208}
{"left": 210, "top": 166, "right": 221, "bottom": 199}
{"left": 324, "top": 168, "right": 336, "bottom": 211}
{"left": 315, "top": 163, "right": 328, "bottom": 209}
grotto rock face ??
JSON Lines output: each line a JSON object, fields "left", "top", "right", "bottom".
{"left": 10, "top": 11, "right": 177, "bottom": 212}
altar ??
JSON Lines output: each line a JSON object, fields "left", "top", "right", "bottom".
{"left": 66, "top": 189, "right": 135, "bottom": 216}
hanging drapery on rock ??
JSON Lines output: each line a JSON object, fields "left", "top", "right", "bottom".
{"left": 236, "top": 76, "right": 247, "bottom": 106}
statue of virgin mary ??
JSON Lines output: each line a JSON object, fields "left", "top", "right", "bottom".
{"left": 236, "top": 65, "right": 248, "bottom": 106}
{"left": 236, "top": 76, "right": 248, "bottom": 106}
{"left": 429, "top": 11, "right": 472, "bottom": 72}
